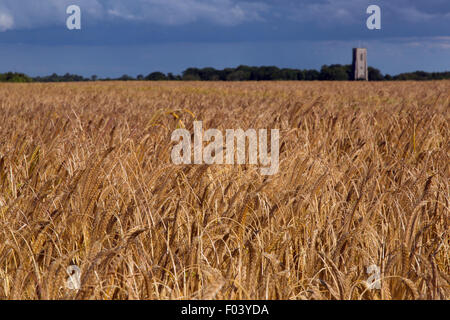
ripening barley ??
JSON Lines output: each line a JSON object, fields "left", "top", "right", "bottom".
{"left": 0, "top": 81, "right": 448, "bottom": 300}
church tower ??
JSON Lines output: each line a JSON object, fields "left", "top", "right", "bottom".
{"left": 352, "top": 48, "right": 368, "bottom": 81}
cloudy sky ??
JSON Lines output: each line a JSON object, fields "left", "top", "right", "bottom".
{"left": 0, "top": 0, "right": 449, "bottom": 77}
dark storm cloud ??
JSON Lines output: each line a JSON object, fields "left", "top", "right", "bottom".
{"left": 0, "top": 0, "right": 448, "bottom": 76}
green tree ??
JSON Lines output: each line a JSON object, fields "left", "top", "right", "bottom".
{"left": 319, "top": 65, "right": 350, "bottom": 81}
{"left": 368, "top": 67, "right": 384, "bottom": 81}
{"left": 226, "top": 70, "right": 250, "bottom": 81}
{"left": 182, "top": 68, "right": 201, "bottom": 81}
{"left": 0, "top": 72, "right": 33, "bottom": 82}
{"left": 304, "top": 70, "right": 320, "bottom": 81}
{"left": 146, "top": 72, "right": 167, "bottom": 81}
{"left": 118, "top": 74, "right": 135, "bottom": 81}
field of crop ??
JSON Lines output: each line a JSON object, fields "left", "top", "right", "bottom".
{"left": 0, "top": 81, "right": 448, "bottom": 300}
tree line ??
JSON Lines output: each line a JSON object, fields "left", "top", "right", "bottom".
{"left": 0, "top": 72, "right": 33, "bottom": 83}
{"left": 1, "top": 66, "right": 449, "bottom": 83}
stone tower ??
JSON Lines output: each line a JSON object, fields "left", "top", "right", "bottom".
{"left": 352, "top": 48, "right": 368, "bottom": 81}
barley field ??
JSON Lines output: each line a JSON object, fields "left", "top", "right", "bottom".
{"left": 0, "top": 81, "right": 448, "bottom": 300}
